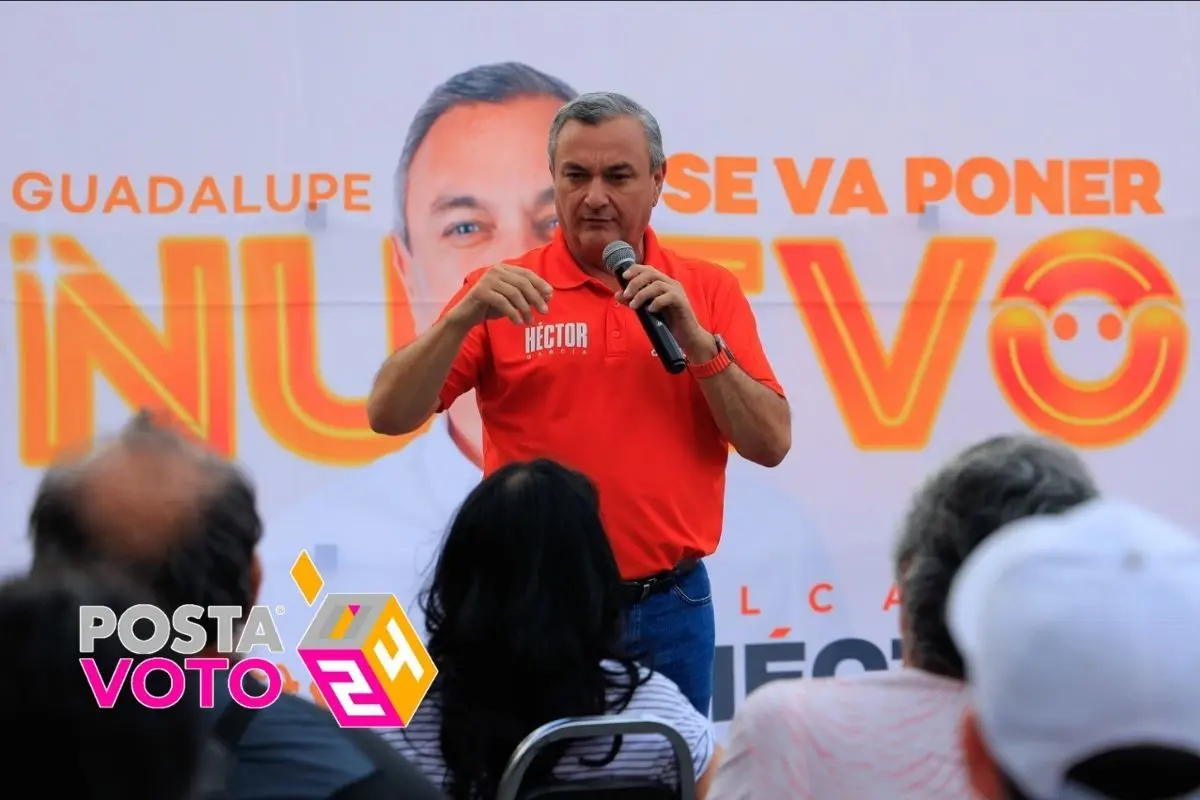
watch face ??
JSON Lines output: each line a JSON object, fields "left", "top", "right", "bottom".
{"left": 717, "top": 335, "right": 735, "bottom": 360}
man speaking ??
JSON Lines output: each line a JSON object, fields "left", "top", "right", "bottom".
{"left": 367, "top": 91, "right": 791, "bottom": 714}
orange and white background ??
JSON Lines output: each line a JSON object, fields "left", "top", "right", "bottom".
{"left": 2, "top": 1, "right": 1198, "bottom": 735}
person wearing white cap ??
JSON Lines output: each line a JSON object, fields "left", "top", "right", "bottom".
{"left": 949, "top": 499, "right": 1200, "bottom": 800}
{"left": 708, "top": 435, "right": 1099, "bottom": 800}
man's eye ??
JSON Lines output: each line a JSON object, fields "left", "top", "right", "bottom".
{"left": 534, "top": 217, "right": 559, "bottom": 240}
{"left": 445, "top": 222, "right": 482, "bottom": 237}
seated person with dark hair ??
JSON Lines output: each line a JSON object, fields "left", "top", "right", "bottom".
{"left": 27, "top": 411, "right": 444, "bottom": 800}
{"left": 0, "top": 570, "right": 204, "bottom": 800}
{"left": 384, "top": 458, "right": 719, "bottom": 799}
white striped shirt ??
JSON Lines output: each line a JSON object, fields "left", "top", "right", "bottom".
{"left": 382, "top": 661, "right": 715, "bottom": 793}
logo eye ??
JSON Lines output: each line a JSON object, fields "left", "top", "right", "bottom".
{"left": 1052, "top": 313, "right": 1078, "bottom": 341}
{"left": 1097, "top": 312, "right": 1123, "bottom": 341}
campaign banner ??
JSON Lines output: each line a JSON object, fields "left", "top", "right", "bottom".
{"left": 2, "top": 2, "right": 1197, "bottom": 737}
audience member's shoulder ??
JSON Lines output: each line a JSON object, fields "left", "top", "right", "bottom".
{"left": 608, "top": 660, "right": 666, "bottom": 693}
{"left": 233, "top": 693, "right": 380, "bottom": 798}
{"left": 743, "top": 669, "right": 964, "bottom": 724}
{"left": 826, "top": 667, "right": 964, "bottom": 700}
{"left": 239, "top": 693, "right": 444, "bottom": 798}
{"left": 338, "top": 726, "right": 446, "bottom": 800}
{"left": 737, "top": 674, "right": 807, "bottom": 726}
{"left": 637, "top": 665, "right": 687, "bottom": 702}
{"left": 605, "top": 660, "right": 696, "bottom": 716}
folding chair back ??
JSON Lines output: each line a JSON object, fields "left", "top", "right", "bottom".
{"left": 494, "top": 714, "right": 696, "bottom": 800}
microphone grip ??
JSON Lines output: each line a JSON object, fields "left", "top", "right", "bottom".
{"left": 637, "top": 308, "right": 687, "bottom": 374}
{"left": 616, "top": 270, "right": 687, "bottom": 374}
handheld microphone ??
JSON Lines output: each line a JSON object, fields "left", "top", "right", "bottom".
{"left": 603, "top": 241, "right": 687, "bottom": 375}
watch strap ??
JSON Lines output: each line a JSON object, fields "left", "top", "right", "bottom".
{"left": 689, "top": 335, "right": 734, "bottom": 379}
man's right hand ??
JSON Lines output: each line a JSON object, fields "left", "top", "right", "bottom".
{"left": 447, "top": 263, "right": 554, "bottom": 327}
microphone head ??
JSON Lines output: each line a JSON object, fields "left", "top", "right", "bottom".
{"left": 603, "top": 241, "right": 637, "bottom": 275}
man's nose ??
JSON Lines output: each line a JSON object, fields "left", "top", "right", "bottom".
{"left": 584, "top": 179, "right": 608, "bottom": 209}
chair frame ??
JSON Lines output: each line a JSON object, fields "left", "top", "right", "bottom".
{"left": 495, "top": 713, "right": 697, "bottom": 800}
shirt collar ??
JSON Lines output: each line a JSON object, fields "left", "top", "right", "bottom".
{"left": 542, "top": 225, "right": 665, "bottom": 289}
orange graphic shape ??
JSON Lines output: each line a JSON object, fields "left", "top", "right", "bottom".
{"left": 239, "top": 235, "right": 428, "bottom": 465}
{"left": 13, "top": 233, "right": 236, "bottom": 464}
{"left": 990, "top": 229, "right": 1187, "bottom": 447}
{"left": 777, "top": 237, "right": 996, "bottom": 450}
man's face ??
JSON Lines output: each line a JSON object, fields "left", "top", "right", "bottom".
{"left": 399, "top": 96, "right": 562, "bottom": 328}
{"left": 552, "top": 116, "right": 665, "bottom": 267}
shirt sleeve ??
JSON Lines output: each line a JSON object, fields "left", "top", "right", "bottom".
{"left": 705, "top": 268, "right": 785, "bottom": 397}
{"left": 632, "top": 672, "right": 716, "bottom": 788}
{"left": 707, "top": 681, "right": 812, "bottom": 800}
{"left": 434, "top": 268, "right": 489, "bottom": 413}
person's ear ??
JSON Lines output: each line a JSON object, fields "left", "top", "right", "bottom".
{"left": 388, "top": 231, "right": 412, "bottom": 279}
{"left": 961, "top": 709, "right": 1004, "bottom": 799}
{"left": 652, "top": 162, "right": 666, "bottom": 207}
{"left": 387, "top": 230, "right": 428, "bottom": 339}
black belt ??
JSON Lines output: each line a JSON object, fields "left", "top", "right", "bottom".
{"left": 622, "top": 558, "right": 700, "bottom": 605}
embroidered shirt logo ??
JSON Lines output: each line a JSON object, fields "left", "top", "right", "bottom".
{"left": 524, "top": 321, "right": 589, "bottom": 358}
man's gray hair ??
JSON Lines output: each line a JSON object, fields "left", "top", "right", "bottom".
{"left": 898, "top": 434, "right": 1099, "bottom": 680}
{"left": 547, "top": 91, "right": 666, "bottom": 172}
{"left": 393, "top": 62, "right": 576, "bottom": 247}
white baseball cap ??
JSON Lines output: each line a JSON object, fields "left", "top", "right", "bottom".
{"left": 947, "top": 498, "right": 1200, "bottom": 800}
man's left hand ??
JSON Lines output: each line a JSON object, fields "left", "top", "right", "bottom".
{"left": 617, "top": 264, "right": 715, "bottom": 358}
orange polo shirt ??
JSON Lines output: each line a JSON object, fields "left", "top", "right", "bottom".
{"left": 435, "top": 226, "right": 785, "bottom": 579}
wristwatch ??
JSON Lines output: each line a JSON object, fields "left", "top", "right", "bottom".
{"left": 688, "top": 334, "right": 735, "bottom": 379}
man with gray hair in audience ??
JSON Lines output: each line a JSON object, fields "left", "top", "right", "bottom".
{"left": 949, "top": 499, "right": 1200, "bottom": 800}
{"left": 709, "top": 434, "right": 1099, "bottom": 800}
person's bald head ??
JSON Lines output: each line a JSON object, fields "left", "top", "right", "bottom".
{"left": 28, "top": 411, "right": 263, "bottom": 645}
{"left": 43, "top": 414, "right": 229, "bottom": 562}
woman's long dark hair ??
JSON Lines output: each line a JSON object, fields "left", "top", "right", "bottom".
{"left": 418, "top": 459, "right": 647, "bottom": 800}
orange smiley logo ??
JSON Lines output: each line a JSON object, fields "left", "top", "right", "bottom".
{"left": 989, "top": 229, "right": 1187, "bottom": 448}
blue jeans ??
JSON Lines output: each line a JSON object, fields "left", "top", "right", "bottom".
{"left": 623, "top": 561, "right": 716, "bottom": 716}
